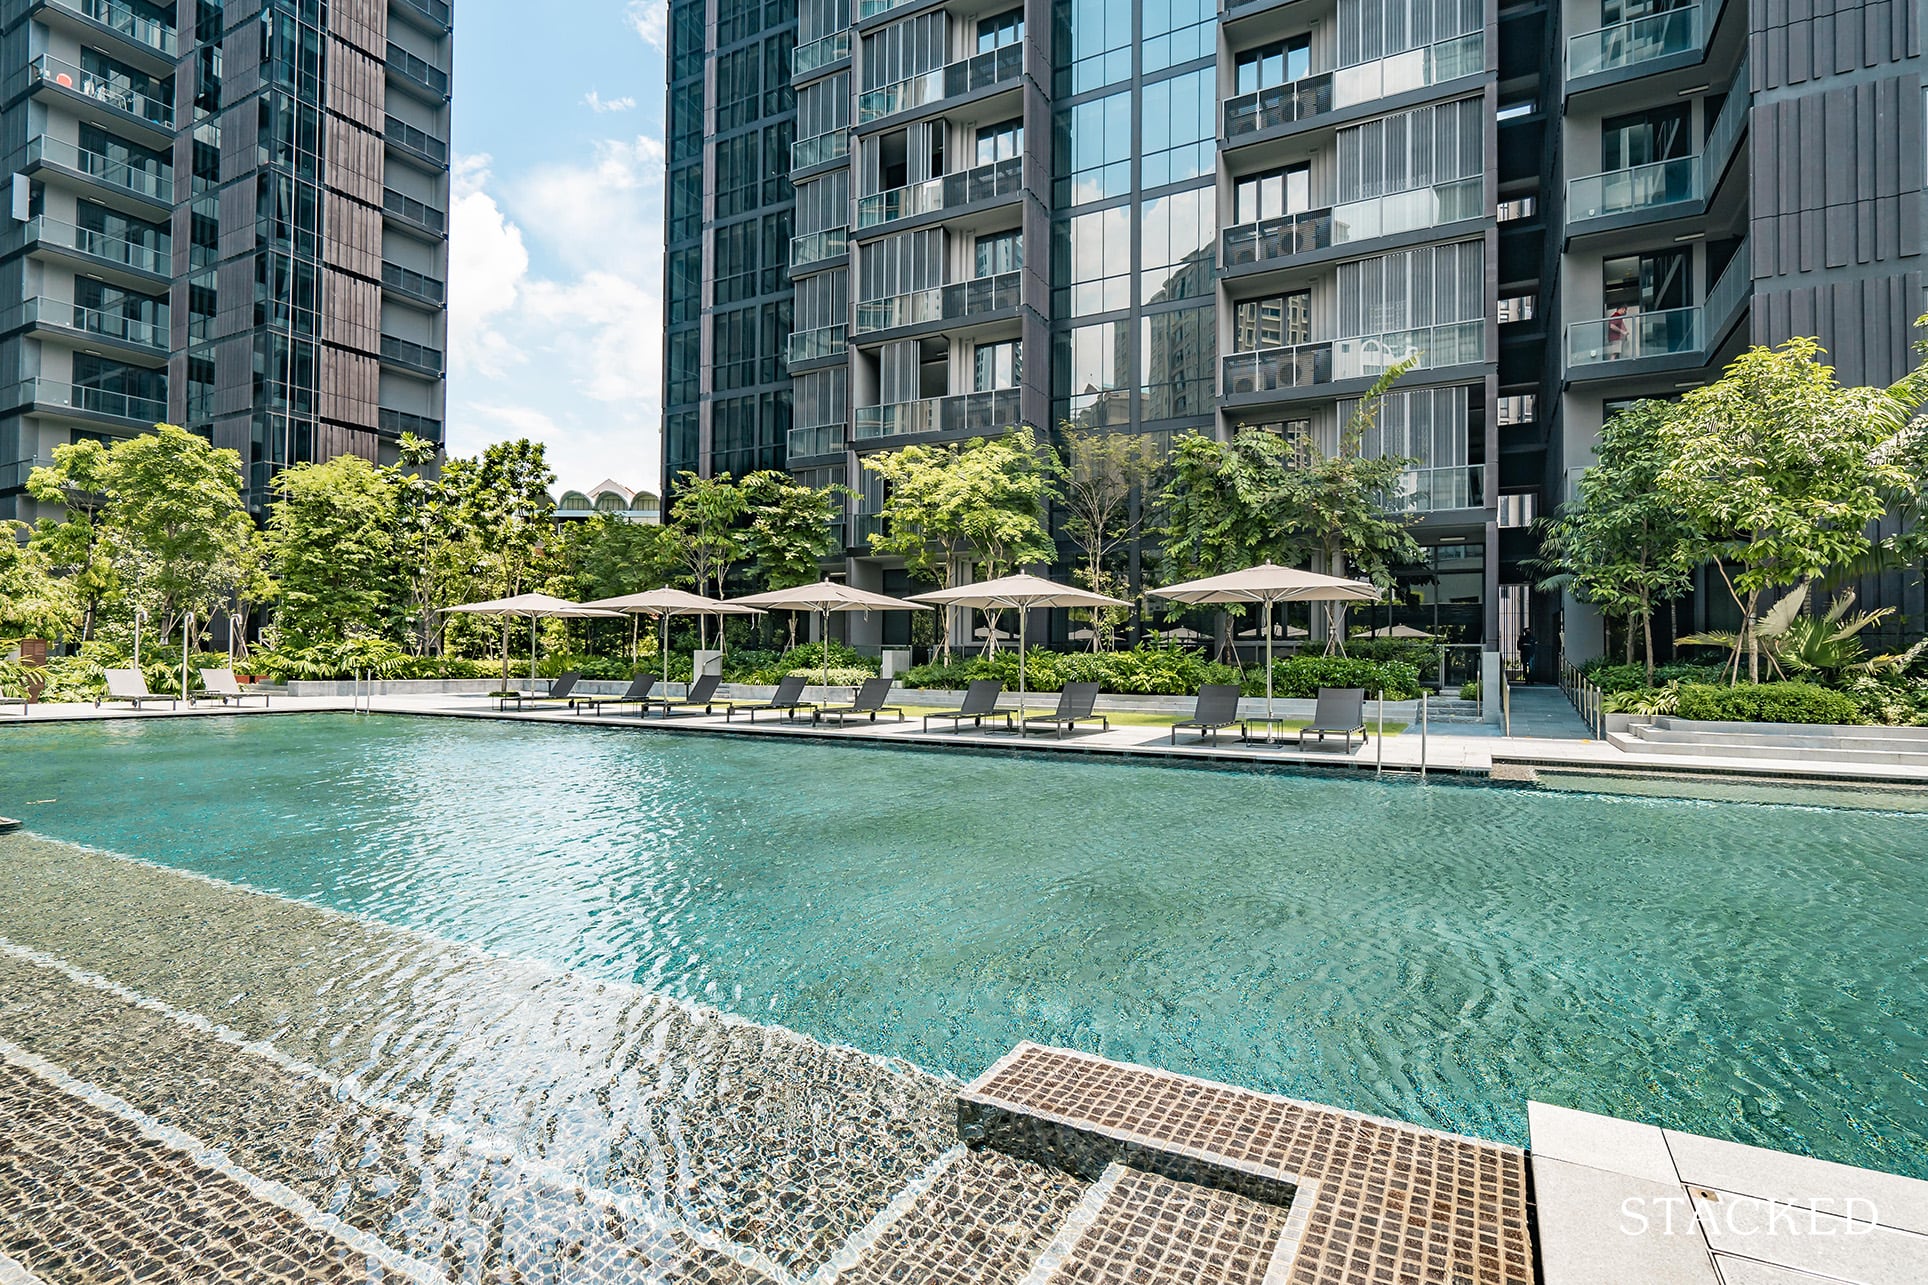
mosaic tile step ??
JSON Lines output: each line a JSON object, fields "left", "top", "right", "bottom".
{"left": 959, "top": 1042, "right": 1535, "bottom": 1285}
{"left": 1020, "top": 1164, "right": 1296, "bottom": 1285}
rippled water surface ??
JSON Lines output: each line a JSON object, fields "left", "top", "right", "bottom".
{"left": 6, "top": 713, "right": 1925, "bottom": 1174}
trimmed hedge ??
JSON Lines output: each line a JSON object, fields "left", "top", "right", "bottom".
{"left": 1672, "top": 681, "right": 1862, "bottom": 725}
{"left": 900, "top": 645, "right": 1240, "bottom": 696}
{"left": 1269, "top": 655, "right": 1421, "bottom": 700}
{"left": 1585, "top": 661, "right": 1729, "bottom": 693}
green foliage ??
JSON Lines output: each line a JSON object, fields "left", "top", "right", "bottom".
{"left": 668, "top": 470, "right": 750, "bottom": 599}
{"left": 1583, "top": 661, "right": 1729, "bottom": 693}
{"left": 25, "top": 438, "right": 117, "bottom": 638}
{"left": 1157, "top": 428, "right": 1298, "bottom": 581}
{"left": 1052, "top": 426, "right": 1162, "bottom": 650}
{"left": 1843, "top": 674, "right": 1928, "bottom": 726}
{"left": 1458, "top": 681, "right": 1479, "bottom": 702}
{"left": 1678, "top": 582, "right": 1928, "bottom": 683}
{"left": 265, "top": 454, "right": 404, "bottom": 650}
{"left": 536, "top": 652, "right": 641, "bottom": 681}
{"left": 557, "top": 514, "right": 681, "bottom": 604}
{"left": 742, "top": 470, "right": 848, "bottom": 592}
{"left": 1603, "top": 684, "right": 1683, "bottom": 717}
{"left": 1269, "top": 654, "right": 1420, "bottom": 700}
{"left": 1673, "top": 681, "right": 1862, "bottom": 725}
{"left": 0, "top": 521, "right": 79, "bottom": 638}
{"left": 900, "top": 645, "right": 1240, "bottom": 696}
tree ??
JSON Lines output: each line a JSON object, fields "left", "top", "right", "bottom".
{"left": 265, "top": 454, "right": 404, "bottom": 650}
{"left": 1536, "top": 400, "right": 1698, "bottom": 681}
{"left": 742, "top": 471, "right": 849, "bottom": 648}
{"left": 1156, "top": 428, "right": 1299, "bottom": 655}
{"left": 26, "top": 439, "right": 120, "bottom": 641}
{"left": 0, "top": 520, "right": 79, "bottom": 639}
{"left": 667, "top": 471, "right": 750, "bottom": 645}
{"left": 557, "top": 513, "right": 682, "bottom": 659}
{"left": 389, "top": 434, "right": 471, "bottom": 656}
{"left": 453, "top": 439, "right": 556, "bottom": 666}
{"left": 1659, "top": 338, "right": 1914, "bottom": 681}
{"left": 1051, "top": 426, "right": 1163, "bottom": 649}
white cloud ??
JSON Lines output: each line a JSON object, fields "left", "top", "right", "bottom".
{"left": 626, "top": 0, "right": 668, "bottom": 51}
{"left": 448, "top": 153, "right": 530, "bottom": 381}
{"left": 582, "top": 90, "right": 637, "bottom": 113}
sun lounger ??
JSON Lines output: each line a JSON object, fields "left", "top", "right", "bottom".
{"left": 192, "top": 668, "right": 269, "bottom": 707}
{"left": 99, "top": 668, "right": 177, "bottom": 710}
{"left": 728, "top": 673, "right": 817, "bottom": 722}
{"left": 574, "top": 673, "right": 657, "bottom": 715}
{"left": 495, "top": 671, "right": 582, "bottom": 711}
{"left": 645, "top": 673, "right": 730, "bottom": 717}
{"left": 1297, "top": 687, "right": 1368, "bottom": 751}
{"left": 922, "top": 679, "right": 1012, "bottom": 733}
{"left": 1171, "top": 683, "right": 1242, "bottom": 745}
{"left": 813, "top": 676, "right": 906, "bottom": 725}
{"left": 1020, "top": 681, "right": 1109, "bottom": 738}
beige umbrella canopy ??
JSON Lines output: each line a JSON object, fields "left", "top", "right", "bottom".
{"left": 914, "top": 573, "right": 1131, "bottom": 718}
{"left": 442, "top": 593, "right": 624, "bottom": 689}
{"left": 583, "top": 587, "right": 765, "bottom": 687}
{"left": 1356, "top": 624, "right": 1436, "bottom": 640}
{"left": 1149, "top": 563, "right": 1381, "bottom": 718}
{"left": 729, "top": 580, "right": 930, "bottom": 687}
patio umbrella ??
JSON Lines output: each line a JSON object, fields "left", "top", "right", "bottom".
{"left": 912, "top": 573, "right": 1130, "bottom": 720}
{"left": 728, "top": 580, "right": 929, "bottom": 689}
{"left": 442, "top": 593, "right": 623, "bottom": 691}
{"left": 583, "top": 587, "right": 765, "bottom": 689}
{"left": 1356, "top": 624, "right": 1436, "bottom": 640}
{"left": 1149, "top": 563, "right": 1381, "bottom": 719}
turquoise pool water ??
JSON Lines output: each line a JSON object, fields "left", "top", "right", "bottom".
{"left": 4, "top": 713, "right": 1924, "bottom": 1176}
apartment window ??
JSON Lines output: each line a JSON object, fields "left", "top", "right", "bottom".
{"left": 1498, "top": 491, "right": 1539, "bottom": 528}
{"left": 1056, "top": 321, "right": 1128, "bottom": 422}
{"left": 714, "top": 135, "right": 760, "bottom": 218}
{"left": 670, "top": 80, "right": 704, "bottom": 151}
{"left": 715, "top": 221, "right": 760, "bottom": 305}
{"left": 1055, "top": 206, "right": 1132, "bottom": 315}
{"left": 1252, "top": 419, "right": 1315, "bottom": 462}
{"left": 1603, "top": 248, "right": 1689, "bottom": 314}
{"left": 1233, "top": 165, "right": 1311, "bottom": 223}
{"left": 668, "top": 248, "right": 702, "bottom": 323}
{"left": 1234, "top": 291, "right": 1311, "bottom": 351}
{"left": 1142, "top": 306, "right": 1214, "bottom": 420}
{"left": 974, "top": 339, "right": 1021, "bottom": 389}
{"left": 671, "top": 0, "right": 706, "bottom": 78}
{"left": 1141, "top": 69, "right": 1215, "bottom": 188}
{"left": 715, "top": 45, "right": 762, "bottom": 132}
{"left": 1337, "top": 98, "right": 1482, "bottom": 201}
{"left": 1055, "top": 91, "right": 1132, "bottom": 205}
{"left": 1235, "top": 36, "right": 1311, "bottom": 93}
{"left": 72, "top": 353, "right": 163, "bottom": 403}
{"left": 1497, "top": 195, "right": 1538, "bottom": 221}
{"left": 762, "top": 121, "right": 794, "bottom": 205}
{"left": 1497, "top": 393, "right": 1537, "bottom": 424}
{"left": 975, "top": 229, "right": 1023, "bottom": 277}
{"left": 1141, "top": 186, "right": 1216, "bottom": 304}
{"left": 713, "top": 307, "right": 758, "bottom": 390}
{"left": 976, "top": 118, "right": 1023, "bottom": 165}
{"left": 1054, "top": 0, "right": 1133, "bottom": 94}
{"left": 1338, "top": 0, "right": 1481, "bottom": 65}
{"left": 1601, "top": 103, "right": 1690, "bottom": 169}
{"left": 1497, "top": 293, "right": 1535, "bottom": 323}
{"left": 669, "top": 165, "right": 703, "bottom": 242}
{"left": 1338, "top": 241, "right": 1485, "bottom": 336}
{"left": 977, "top": 8, "right": 1024, "bottom": 51}
{"left": 1144, "top": 0, "right": 1215, "bottom": 73}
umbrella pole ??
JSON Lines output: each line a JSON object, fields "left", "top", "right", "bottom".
{"left": 1265, "top": 597, "right": 1275, "bottom": 724}
{"left": 821, "top": 607, "right": 830, "bottom": 690}
{"left": 1018, "top": 608, "right": 1028, "bottom": 726}
{"left": 661, "top": 612, "right": 670, "bottom": 691}
{"left": 529, "top": 616, "right": 538, "bottom": 692}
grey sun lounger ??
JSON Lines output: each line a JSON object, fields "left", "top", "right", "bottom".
{"left": 99, "top": 668, "right": 177, "bottom": 710}
{"left": 813, "top": 676, "right": 906, "bottom": 725}
{"left": 1297, "top": 686, "right": 1369, "bottom": 751}
{"left": 1020, "top": 681, "right": 1109, "bottom": 738}
{"left": 574, "top": 673, "right": 657, "bottom": 715}
{"left": 645, "top": 673, "right": 730, "bottom": 717}
{"left": 192, "top": 668, "right": 269, "bottom": 707}
{"left": 1171, "top": 683, "right": 1242, "bottom": 745}
{"left": 922, "top": 679, "right": 1012, "bottom": 733}
{"left": 495, "top": 671, "right": 582, "bottom": 711}
{"left": 729, "top": 673, "right": 817, "bottom": 722}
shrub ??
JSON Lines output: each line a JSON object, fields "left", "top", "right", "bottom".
{"left": 789, "top": 666, "right": 874, "bottom": 687}
{"left": 537, "top": 652, "right": 637, "bottom": 681}
{"left": 1843, "top": 674, "right": 1928, "bottom": 726}
{"left": 899, "top": 644, "right": 1239, "bottom": 696}
{"left": 1673, "top": 681, "right": 1861, "bottom": 725}
{"left": 1458, "top": 681, "right": 1479, "bottom": 702}
{"left": 1271, "top": 655, "right": 1420, "bottom": 700}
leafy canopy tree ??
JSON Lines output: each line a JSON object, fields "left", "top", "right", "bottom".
{"left": 1156, "top": 427, "right": 1298, "bottom": 655}
{"left": 742, "top": 470, "right": 850, "bottom": 649}
{"left": 25, "top": 439, "right": 118, "bottom": 641}
{"left": 1658, "top": 338, "right": 1915, "bottom": 682}
{"left": 0, "top": 519, "right": 79, "bottom": 640}
{"left": 1536, "top": 400, "right": 1698, "bottom": 681}
{"left": 557, "top": 513, "right": 682, "bottom": 660}
{"left": 667, "top": 471, "right": 750, "bottom": 645}
{"left": 1050, "top": 426, "right": 1162, "bottom": 650}
{"left": 452, "top": 438, "right": 557, "bottom": 671}
{"left": 264, "top": 453, "right": 405, "bottom": 650}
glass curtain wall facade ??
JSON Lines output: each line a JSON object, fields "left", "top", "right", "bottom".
{"left": 0, "top": 0, "right": 453, "bottom": 519}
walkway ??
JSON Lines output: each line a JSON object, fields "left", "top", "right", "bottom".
{"left": 1506, "top": 684, "right": 1596, "bottom": 739}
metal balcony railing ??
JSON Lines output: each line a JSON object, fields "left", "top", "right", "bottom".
{"left": 788, "top": 323, "right": 849, "bottom": 365}
{"left": 28, "top": 54, "right": 173, "bottom": 129}
{"left": 1223, "top": 343, "right": 1332, "bottom": 394}
{"left": 853, "top": 271, "right": 1020, "bottom": 334}
{"left": 1333, "top": 319, "right": 1484, "bottom": 379}
{"left": 787, "top": 423, "right": 846, "bottom": 457}
{"left": 1331, "top": 177, "right": 1483, "bottom": 243}
{"left": 386, "top": 41, "right": 450, "bottom": 98}
{"left": 1331, "top": 31, "right": 1484, "bottom": 110}
{"left": 20, "top": 215, "right": 169, "bottom": 275}
{"left": 393, "top": 0, "right": 453, "bottom": 29}
{"left": 383, "top": 188, "right": 447, "bottom": 235}
{"left": 1396, "top": 464, "right": 1485, "bottom": 513}
{"left": 1704, "top": 239, "right": 1751, "bottom": 331}
{"left": 1224, "top": 73, "right": 1334, "bottom": 138}
{"left": 792, "top": 29, "right": 850, "bottom": 77}
{"left": 18, "top": 297, "right": 167, "bottom": 351}
{"left": 382, "top": 261, "right": 446, "bottom": 305}
{"left": 1221, "top": 210, "right": 1333, "bottom": 268}
{"left": 39, "top": 0, "right": 176, "bottom": 56}
{"left": 1567, "top": 306, "right": 1702, "bottom": 365}
{"left": 14, "top": 377, "right": 166, "bottom": 423}
{"left": 853, "top": 388, "right": 1020, "bottom": 440}
{"left": 856, "top": 155, "right": 1022, "bottom": 229}
{"left": 1568, "top": 4, "right": 1703, "bottom": 80}
{"left": 1567, "top": 155, "right": 1699, "bottom": 220}
{"left": 857, "top": 45, "right": 1023, "bottom": 122}
{"left": 379, "top": 408, "right": 444, "bottom": 440}
{"left": 792, "top": 130, "right": 850, "bottom": 171}
{"left": 25, "top": 135, "right": 172, "bottom": 203}
{"left": 380, "top": 334, "right": 445, "bottom": 375}
{"left": 790, "top": 227, "right": 849, "bottom": 270}
{"left": 385, "top": 115, "right": 449, "bottom": 166}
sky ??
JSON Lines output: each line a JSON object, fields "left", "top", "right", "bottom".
{"left": 446, "top": 1, "right": 669, "bottom": 495}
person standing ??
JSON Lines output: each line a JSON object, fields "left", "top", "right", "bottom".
{"left": 1516, "top": 626, "right": 1538, "bottom": 682}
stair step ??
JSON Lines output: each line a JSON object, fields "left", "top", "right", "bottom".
{"left": 1613, "top": 730, "right": 1928, "bottom": 765}
{"left": 1020, "top": 1163, "right": 1293, "bottom": 1285}
{"left": 958, "top": 1042, "right": 1533, "bottom": 1285}
{"left": 837, "top": 1149, "right": 1088, "bottom": 1285}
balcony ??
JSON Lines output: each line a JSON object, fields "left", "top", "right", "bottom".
{"left": 28, "top": 54, "right": 174, "bottom": 132}
{"left": 1331, "top": 32, "right": 1484, "bottom": 111}
{"left": 20, "top": 215, "right": 169, "bottom": 278}
{"left": 792, "top": 30, "right": 850, "bottom": 78}
{"left": 791, "top": 227, "right": 849, "bottom": 270}
{"left": 383, "top": 188, "right": 447, "bottom": 237}
{"left": 25, "top": 135, "right": 172, "bottom": 206}
{"left": 18, "top": 297, "right": 168, "bottom": 356}
{"left": 857, "top": 45, "right": 1023, "bottom": 123}
{"left": 856, "top": 155, "right": 1022, "bottom": 230}
{"left": 1567, "top": 306, "right": 1700, "bottom": 366}
{"left": 379, "top": 408, "right": 444, "bottom": 441}
{"left": 1332, "top": 177, "right": 1483, "bottom": 242}
{"left": 385, "top": 115, "right": 448, "bottom": 168}
{"left": 853, "top": 388, "right": 1020, "bottom": 441}
{"left": 1223, "top": 343, "right": 1332, "bottom": 395}
{"left": 1568, "top": 4, "right": 1703, "bottom": 81}
{"left": 35, "top": 0, "right": 176, "bottom": 58}
{"left": 392, "top": 0, "right": 453, "bottom": 31}
{"left": 788, "top": 323, "right": 849, "bottom": 366}
{"left": 1567, "top": 75, "right": 1749, "bottom": 224}
{"left": 14, "top": 377, "right": 166, "bottom": 426}
{"left": 792, "top": 130, "right": 850, "bottom": 171}
{"left": 853, "top": 271, "right": 1020, "bottom": 335}
{"left": 856, "top": 0, "right": 919, "bottom": 19}
{"left": 387, "top": 41, "right": 450, "bottom": 99}
{"left": 382, "top": 261, "right": 446, "bottom": 306}
{"left": 1399, "top": 464, "right": 1486, "bottom": 513}
{"left": 1333, "top": 319, "right": 1484, "bottom": 379}
{"left": 1224, "top": 75, "right": 1334, "bottom": 139}
{"left": 380, "top": 335, "right": 445, "bottom": 376}
{"left": 1221, "top": 211, "right": 1333, "bottom": 268}
{"left": 788, "top": 423, "right": 845, "bottom": 457}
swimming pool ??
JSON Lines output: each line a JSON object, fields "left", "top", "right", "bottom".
{"left": 5, "top": 712, "right": 1924, "bottom": 1178}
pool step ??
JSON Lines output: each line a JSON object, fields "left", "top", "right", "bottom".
{"left": 1017, "top": 1162, "right": 1295, "bottom": 1285}
{"left": 959, "top": 1042, "right": 1535, "bottom": 1285}
{"left": 1614, "top": 724, "right": 1928, "bottom": 765}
